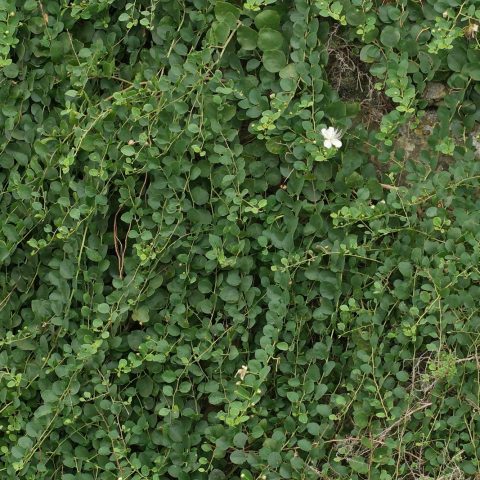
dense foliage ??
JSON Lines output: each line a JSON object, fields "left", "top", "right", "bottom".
{"left": 1, "top": 0, "right": 480, "bottom": 478}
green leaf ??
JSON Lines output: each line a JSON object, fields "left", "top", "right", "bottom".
{"left": 18, "top": 437, "right": 33, "bottom": 450}
{"left": 233, "top": 432, "right": 248, "bottom": 448}
{"left": 463, "top": 62, "right": 480, "bottom": 81}
{"left": 215, "top": 1, "right": 241, "bottom": 29}
{"left": 191, "top": 186, "right": 210, "bottom": 205}
{"left": 3, "top": 63, "right": 19, "bottom": 79}
{"left": 132, "top": 306, "right": 150, "bottom": 323}
{"left": 23, "top": 0, "right": 37, "bottom": 10}
{"left": 346, "top": 9, "right": 366, "bottom": 26}
{"left": 348, "top": 456, "right": 369, "bottom": 474}
{"left": 396, "top": 371, "right": 409, "bottom": 382}
{"left": 168, "top": 423, "right": 185, "bottom": 443}
{"left": 316, "top": 404, "right": 332, "bottom": 416}
{"left": 239, "top": 471, "right": 253, "bottom": 480}
{"left": 307, "top": 422, "right": 321, "bottom": 435}
{"left": 97, "top": 303, "right": 110, "bottom": 314}
{"left": 137, "top": 376, "right": 154, "bottom": 397}
{"left": 279, "top": 63, "right": 298, "bottom": 79}
{"left": 380, "top": 26, "right": 401, "bottom": 47}
{"left": 257, "top": 28, "right": 284, "bottom": 51}
{"left": 209, "top": 470, "right": 226, "bottom": 480}
{"left": 360, "top": 44, "right": 381, "bottom": 63}
{"left": 262, "top": 50, "right": 287, "bottom": 73}
{"left": 267, "top": 452, "right": 282, "bottom": 468}
{"left": 121, "top": 145, "right": 136, "bottom": 156}
{"left": 212, "top": 21, "right": 231, "bottom": 44}
{"left": 255, "top": 9, "right": 281, "bottom": 30}
{"left": 219, "top": 286, "right": 239, "bottom": 303}
{"left": 297, "top": 439, "right": 312, "bottom": 451}
{"left": 41, "top": 390, "right": 58, "bottom": 403}
{"left": 447, "top": 48, "right": 467, "bottom": 72}
{"left": 398, "top": 261, "right": 412, "bottom": 277}
{"left": 237, "top": 26, "right": 258, "bottom": 50}
{"left": 287, "top": 391, "right": 299, "bottom": 402}
{"left": 59, "top": 260, "right": 75, "bottom": 279}
{"left": 230, "top": 450, "right": 247, "bottom": 465}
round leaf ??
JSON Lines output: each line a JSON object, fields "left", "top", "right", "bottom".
{"left": 380, "top": 26, "right": 401, "bottom": 47}
{"left": 262, "top": 50, "right": 287, "bottom": 73}
{"left": 258, "top": 28, "right": 284, "bottom": 51}
{"left": 254, "top": 9, "right": 281, "bottom": 30}
{"left": 237, "top": 26, "right": 258, "bottom": 50}
{"left": 463, "top": 62, "right": 480, "bottom": 81}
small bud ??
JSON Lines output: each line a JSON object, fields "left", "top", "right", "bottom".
{"left": 465, "top": 23, "right": 478, "bottom": 38}
{"left": 235, "top": 365, "right": 248, "bottom": 381}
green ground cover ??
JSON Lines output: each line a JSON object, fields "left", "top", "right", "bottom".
{"left": 1, "top": 0, "right": 480, "bottom": 478}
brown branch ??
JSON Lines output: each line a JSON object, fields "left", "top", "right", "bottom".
{"left": 380, "top": 183, "right": 399, "bottom": 191}
{"left": 456, "top": 355, "right": 480, "bottom": 364}
{"left": 377, "top": 402, "right": 432, "bottom": 440}
{"left": 113, "top": 207, "right": 124, "bottom": 279}
{"left": 38, "top": 0, "right": 49, "bottom": 26}
{"left": 139, "top": 173, "right": 148, "bottom": 198}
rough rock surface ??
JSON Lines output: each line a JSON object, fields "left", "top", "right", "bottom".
{"left": 422, "top": 82, "right": 449, "bottom": 105}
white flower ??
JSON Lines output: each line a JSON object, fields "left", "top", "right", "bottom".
{"left": 321, "top": 126, "right": 342, "bottom": 149}
{"left": 235, "top": 365, "right": 248, "bottom": 381}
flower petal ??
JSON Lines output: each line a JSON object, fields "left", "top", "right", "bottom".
{"left": 321, "top": 128, "right": 328, "bottom": 137}
{"left": 332, "top": 139, "right": 342, "bottom": 148}
{"left": 324, "top": 140, "right": 332, "bottom": 148}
